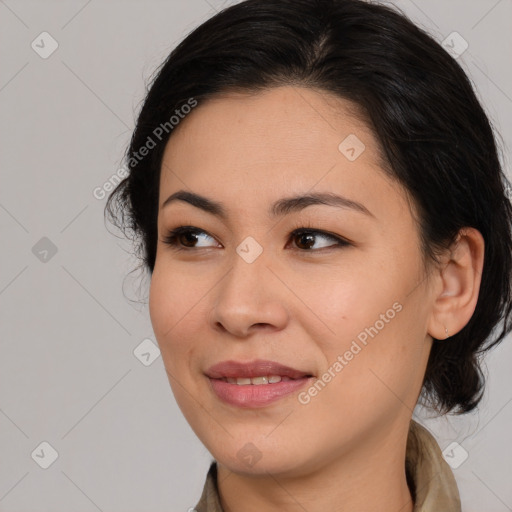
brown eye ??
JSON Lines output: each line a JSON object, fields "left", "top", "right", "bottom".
{"left": 290, "top": 229, "right": 350, "bottom": 251}
{"left": 162, "top": 227, "right": 218, "bottom": 249}
{"left": 294, "top": 232, "right": 316, "bottom": 250}
{"left": 161, "top": 226, "right": 350, "bottom": 252}
{"left": 178, "top": 230, "right": 201, "bottom": 247}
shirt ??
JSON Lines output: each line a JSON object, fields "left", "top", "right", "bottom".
{"left": 193, "top": 419, "right": 461, "bottom": 512}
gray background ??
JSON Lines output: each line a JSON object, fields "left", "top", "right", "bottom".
{"left": 0, "top": 0, "right": 511, "bottom": 510}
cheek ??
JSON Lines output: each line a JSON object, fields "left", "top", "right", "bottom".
{"left": 309, "top": 265, "right": 402, "bottom": 349}
{"left": 306, "top": 261, "right": 426, "bottom": 407}
{"left": 317, "top": 307, "right": 427, "bottom": 426}
{"left": 149, "top": 258, "right": 204, "bottom": 328}
{"left": 149, "top": 266, "right": 175, "bottom": 341}
{"left": 148, "top": 264, "right": 203, "bottom": 366}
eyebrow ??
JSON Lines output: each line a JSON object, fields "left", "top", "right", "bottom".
{"left": 161, "top": 190, "right": 374, "bottom": 219}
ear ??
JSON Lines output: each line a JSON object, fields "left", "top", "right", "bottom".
{"left": 427, "top": 227, "right": 485, "bottom": 340}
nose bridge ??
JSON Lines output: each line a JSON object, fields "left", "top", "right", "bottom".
{"left": 218, "top": 242, "right": 270, "bottom": 311}
{"left": 209, "top": 240, "right": 288, "bottom": 336}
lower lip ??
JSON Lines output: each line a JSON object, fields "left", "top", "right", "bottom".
{"left": 208, "top": 377, "right": 313, "bottom": 408}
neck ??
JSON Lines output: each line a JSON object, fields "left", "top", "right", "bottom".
{"left": 216, "top": 420, "right": 414, "bottom": 512}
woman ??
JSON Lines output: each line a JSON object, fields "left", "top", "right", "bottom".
{"left": 105, "top": 0, "right": 512, "bottom": 510}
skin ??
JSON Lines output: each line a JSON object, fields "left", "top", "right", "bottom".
{"left": 149, "top": 86, "right": 484, "bottom": 512}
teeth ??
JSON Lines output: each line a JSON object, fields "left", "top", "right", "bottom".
{"left": 222, "top": 375, "right": 293, "bottom": 385}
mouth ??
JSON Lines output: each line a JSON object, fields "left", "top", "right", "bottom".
{"left": 205, "top": 359, "right": 315, "bottom": 408}
{"left": 205, "top": 358, "right": 314, "bottom": 380}
{"left": 216, "top": 375, "right": 311, "bottom": 385}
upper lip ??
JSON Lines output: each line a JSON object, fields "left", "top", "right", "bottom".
{"left": 205, "top": 359, "right": 313, "bottom": 379}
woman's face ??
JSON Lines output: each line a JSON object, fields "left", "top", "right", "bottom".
{"left": 149, "top": 86, "right": 436, "bottom": 476}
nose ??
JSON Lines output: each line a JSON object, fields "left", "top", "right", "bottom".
{"left": 208, "top": 250, "right": 289, "bottom": 338}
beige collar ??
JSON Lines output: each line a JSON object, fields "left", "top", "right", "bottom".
{"left": 194, "top": 419, "right": 461, "bottom": 512}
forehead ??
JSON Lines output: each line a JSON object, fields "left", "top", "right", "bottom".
{"left": 159, "top": 86, "right": 410, "bottom": 221}
{"left": 162, "top": 86, "right": 377, "bottom": 167}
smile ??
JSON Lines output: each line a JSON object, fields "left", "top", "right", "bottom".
{"left": 219, "top": 375, "right": 296, "bottom": 385}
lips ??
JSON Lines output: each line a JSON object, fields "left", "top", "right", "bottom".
{"left": 205, "top": 359, "right": 313, "bottom": 380}
{"left": 205, "top": 359, "right": 315, "bottom": 408}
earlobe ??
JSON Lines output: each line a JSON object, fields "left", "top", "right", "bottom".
{"left": 427, "top": 228, "right": 485, "bottom": 340}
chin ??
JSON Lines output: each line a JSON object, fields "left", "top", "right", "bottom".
{"left": 209, "top": 436, "right": 311, "bottom": 477}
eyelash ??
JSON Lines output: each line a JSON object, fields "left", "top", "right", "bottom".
{"left": 161, "top": 221, "right": 352, "bottom": 253}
